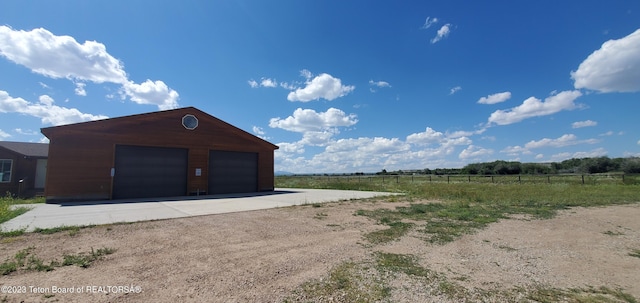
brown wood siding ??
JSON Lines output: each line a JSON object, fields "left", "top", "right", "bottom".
{"left": 258, "top": 150, "right": 275, "bottom": 191}
{"left": 187, "top": 148, "right": 209, "bottom": 195}
{"left": 42, "top": 107, "right": 278, "bottom": 202}
{"left": 44, "top": 138, "right": 114, "bottom": 201}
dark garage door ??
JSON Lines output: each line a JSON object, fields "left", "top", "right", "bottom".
{"left": 209, "top": 150, "right": 257, "bottom": 194}
{"left": 113, "top": 145, "right": 188, "bottom": 199}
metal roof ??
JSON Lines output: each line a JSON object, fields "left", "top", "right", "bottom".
{"left": 0, "top": 141, "right": 49, "bottom": 157}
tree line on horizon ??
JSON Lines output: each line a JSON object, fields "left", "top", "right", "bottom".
{"left": 375, "top": 157, "right": 640, "bottom": 176}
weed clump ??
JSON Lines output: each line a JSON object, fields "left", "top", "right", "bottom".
{"left": 1, "top": 246, "right": 116, "bottom": 275}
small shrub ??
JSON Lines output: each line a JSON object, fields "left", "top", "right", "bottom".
{"left": 375, "top": 252, "right": 431, "bottom": 278}
{"left": 1, "top": 246, "right": 116, "bottom": 274}
{"left": 62, "top": 254, "right": 92, "bottom": 268}
{"left": 364, "top": 221, "right": 413, "bottom": 244}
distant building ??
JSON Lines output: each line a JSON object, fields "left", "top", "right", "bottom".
{"left": 0, "top": 141, "right": 49, "bottom": 197}
{"left": 41, "top": 107, "right": 279, "bottom": 203}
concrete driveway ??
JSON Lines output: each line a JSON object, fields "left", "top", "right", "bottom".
{"left": 1, "top": 188, "right": 398, "bottom": 232}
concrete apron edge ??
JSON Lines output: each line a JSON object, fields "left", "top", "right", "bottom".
{"left": 1, "top": 188, "right": 401, "bottom": 232}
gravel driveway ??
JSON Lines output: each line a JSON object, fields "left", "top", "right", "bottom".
{"left": 1, "top": 200, "right": 639, "bottom": 302}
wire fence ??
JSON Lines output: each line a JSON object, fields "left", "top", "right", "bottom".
{"left": 281, "top": 173, "right": 640, "bottom": 185}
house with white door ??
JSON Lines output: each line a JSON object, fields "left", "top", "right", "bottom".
{"left": 0, "top": 141, "right": 48, "bottom": 198}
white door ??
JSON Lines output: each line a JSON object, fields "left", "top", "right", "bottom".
{"left": 35, "top": 159, "right": 47, "bottom": 189}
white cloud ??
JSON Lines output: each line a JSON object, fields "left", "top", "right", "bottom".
{"left": 14, "top": 128, "right": 39, "bottom": 135}
{"left": 260, "top": 78, "right": 277, "bottom": 88}
{"left": 459, "top": 145, "right": 494, "bottom": 160}
{"left": 571, "top": 28, "right": 640, "bottom": 92}
{"left": 524, "top": 134, "right": 599, "bottom": 149}
{"left": 252, "top": 126, "right": 265, "bottom": 135}
{"left": 421, "top": 17, "right": 439, "bottom": 29}
{"left": 572, "top": 120, "right": 597, "bottom": 128}
{"left": 502, "top": 134, "right": 599, "bottom": 157}
{"left": 637, "top": 140, "right": 640, "bottom": 145}
{"left": 0, "top": 90, "right": 107, "bottom": 126}
{"left": 550, "top": 148, "right": 608, "bottom": 162}
{"left": 300, "top": 69, "right": 313, "bottom": 79}
{"left": 0, "top": 26, "right": 127, "bottom": 83}
{"left": 300, "top": 131, "right": 336, "bottom": 146}
{"left": 501, "top": 145, "right": 532, "bottom": 156}
{"left": 477, "top": 91, "right": 511, "bottom": 104}
{"left": 313, "top": 137, "right": 412, "bottom": 171}
{"left": 449, "top": 86, "right": 462, "bottom": 95}
{"left": 488, "top": 90, "right": 582, "bottom": 125}
{"left": 0, "top": 26, "right": 179, "bottom": 110}
{"left": 273, "top": 124, "right": 481, "bottom": 173}
{"left": 269, "top": 108, "right": 358, "bottom": 133}
{"left": 74, "top": 82, "right": 87, "bottom": 96}
{"left": 535, "top": 154, "right": 544, "bottom": 159}
{"left": 623, "top": 151, "right": 640, "bottom": 157}
{"left": 279, "top": 82, "right": 297, "bottom": 90}
{"left": 0, "top": 129, "right": 10, "bottom": 139}
{"left": 431, "top": 24, "right": 451, "bottom": 44}
{"left": 447, "top": 128, "right": 486, "bottom": 138}
{"left": 406, "top": 127, "right": 444, "bottom": 145}
{"left": 332, "top": 137, "right": 410, "bottom": 155}
{"left": 369, "top": 80, "right": 391, "bottom": 88}
{"left": 443, "top": 136, "right": 472, "bottom": 147}
{"left": 121, "top": 80, "right": 179, "bottom": 110}
{"left": 276, "top": 142, "right": 305, "bottom": 154}
{"left": 249, "top": 78, "right": 278, "bottom": 88}
{"left": 287, "top": 73, "right": 355, "bottom": 102}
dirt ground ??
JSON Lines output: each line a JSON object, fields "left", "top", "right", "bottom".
{"left": 1, "top": 200, "right": 639, "bottom": 302}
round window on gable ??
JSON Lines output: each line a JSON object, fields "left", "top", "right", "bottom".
{"left": 182, "top": 114, "right": 198, "bottom": 130}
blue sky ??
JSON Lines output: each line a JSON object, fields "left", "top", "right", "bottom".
{"left": 1, "top": 1, "right": 639, "bottom": 173}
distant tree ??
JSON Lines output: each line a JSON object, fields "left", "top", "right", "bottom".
{"left": 578, "top": 157, "right": 617, "bottom": 174}
{"left": 621, "top": 157, "right": 640, "bottom": 173}
{"left": 461, "top": 163, "right": 481, "bottom": 175}
{"left": 521, "top": 163, "right": 552, "bottom": 174}
{"left": 558, "top": 158, "right": 584, "bottom": 173}
{"left": 376, "top": 169, "right": 388, "bottom": 175}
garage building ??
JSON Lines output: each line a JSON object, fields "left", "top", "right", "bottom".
{"left": 41, "top": 107, "right": 279, "bottom": 203}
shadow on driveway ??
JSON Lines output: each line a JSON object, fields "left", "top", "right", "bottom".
{"left": 57, "top": 190, "right": 302, "bottom": 206}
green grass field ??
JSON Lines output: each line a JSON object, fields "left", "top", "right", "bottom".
{"left": 277, "top": 175, "right": 640, "bottom": 244}
{"left": 0, "top": 193, "right": 44, "bottom": 226}
{"left": 279, "top": 175, "right": 640, "bottom": 302}
{"left": 276, "top": 174, "right": 640, "bottom": 205}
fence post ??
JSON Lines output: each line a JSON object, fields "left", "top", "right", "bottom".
{"left": 396, "top": 176, "right": 399, "bottom": 183}
{"left": 447, "top": 175, "right": 450, "bottom": 184}
{"left": 468, "top": 175, "right": 471, "bottom": 183}
{"left": 518, "top": 175, "right": 521, "bottom": 184}
{"left": 582, "top": 175, "right": 585, "bottom": 185}
{"left": 548, "top": 175, "right": 550, "bottom": 184}
{"left": 429, "top": 175, "right": 432, "bottom": 182}
{"left": 622, "top": 174, "right": 625, "bottom": 183}
{"left": 491, "top": 176, "right": 494, "bottom": 183}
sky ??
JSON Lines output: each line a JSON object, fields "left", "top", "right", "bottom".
{"left": 0, "top": 1, "right": 639, "bottom": 174}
